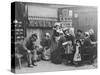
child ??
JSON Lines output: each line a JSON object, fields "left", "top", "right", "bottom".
{"left": 73, "top": 40, "right": 82, "bottom": 66}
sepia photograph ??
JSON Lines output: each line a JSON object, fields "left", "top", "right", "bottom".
{"left": 11, "top": 1, "right": 97, "bottom": 73}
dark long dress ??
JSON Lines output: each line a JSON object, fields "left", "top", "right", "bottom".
{"left": 80, "top": 38, "right": 95, "bottom": 63}
{"left": 51, "top": 35, "right": 75, "bottom": 64}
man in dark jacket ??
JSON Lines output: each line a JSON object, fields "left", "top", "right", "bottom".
{"left": 23, "top": 33, "right": 38, "bottom": 67}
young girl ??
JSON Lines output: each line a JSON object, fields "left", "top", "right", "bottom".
{"left": 73, "top": 40, "right": 82, "bottom": 66}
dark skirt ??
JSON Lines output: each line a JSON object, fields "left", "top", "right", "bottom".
{"left": 51, "top": 47, "right": 65, "bottom": 64}
{"left": 80, "top": 46, "right": 97, "bottom": 62}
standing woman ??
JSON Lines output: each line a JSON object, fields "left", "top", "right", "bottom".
{"left": 88, "top": 29, "right": 97, "bottom": 59}
{"left": 62, "top": 28, "right": 75, "bottom": 65}
{"left": 51, "top": 28, "right": 74, "bottom": 64}
{"left": 52, "top": 22, "right": 63, "bottom": 50}
{"left": 51, "top": 22, "right": 64, "bottom": 64}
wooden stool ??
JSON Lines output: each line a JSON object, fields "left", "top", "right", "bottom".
{"left": 15, "top": 54, "right": 23, "bottom": 69}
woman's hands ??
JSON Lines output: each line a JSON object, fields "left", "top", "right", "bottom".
{"left": 27, "top": 50, "right": 31, "bottom": 53}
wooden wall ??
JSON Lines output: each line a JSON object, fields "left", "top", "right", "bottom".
{"left": 73, "top": 7, "right": 97, "bottom": 37}
{"left": 26, "top": 4, "right": 57, "bottom": 18}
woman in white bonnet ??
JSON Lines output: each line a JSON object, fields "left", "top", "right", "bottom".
{"left": 89, "top": 29, "right": 94, "bottom": 35}
{"left": 88, "top": 29, "right": 96, "bottom": 42}
{"left": 69, "top": 27, "right": 75, "bottom": 37}
{"left": 81, "top": 31, "right": 96, "bottom": 64}
{"left": 40, "top": 32, "right": 51, "bottom": 61}
{"left": 84, "top": 32, "right": 90, "bottom": 38}
{"left": 52, "top": 22, "right": 63, "bottom": 49}
{"left": 88, "top": 29, "right": 97, "bottom": 61}
{"left": 53, "top": 22, "right": 63, "bottom": 41}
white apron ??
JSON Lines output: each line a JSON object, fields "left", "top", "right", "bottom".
{"left": 73, "top": 45, "right": 81, "bottom": 62}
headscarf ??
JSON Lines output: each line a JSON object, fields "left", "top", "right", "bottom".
{"left": 84, "top": 32, "right": 90, "bottom": 38}
{"left": 89, "top": 29, "right": 94, "bottom": 35}
{"left": 45, "top": 32, "right": 50, "bottom": 38}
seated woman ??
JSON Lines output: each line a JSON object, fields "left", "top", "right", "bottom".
{"left": 80, "top": 32, "right": 95, "bottom": 64}
{"left": 40, "top": 33, "right": 51, "bottom": 61}
{"left": 89, "top": 29, "right": 96, "bottom": 42}
{"left": 88, "top": 29, "right": 97, "bottom": 60}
